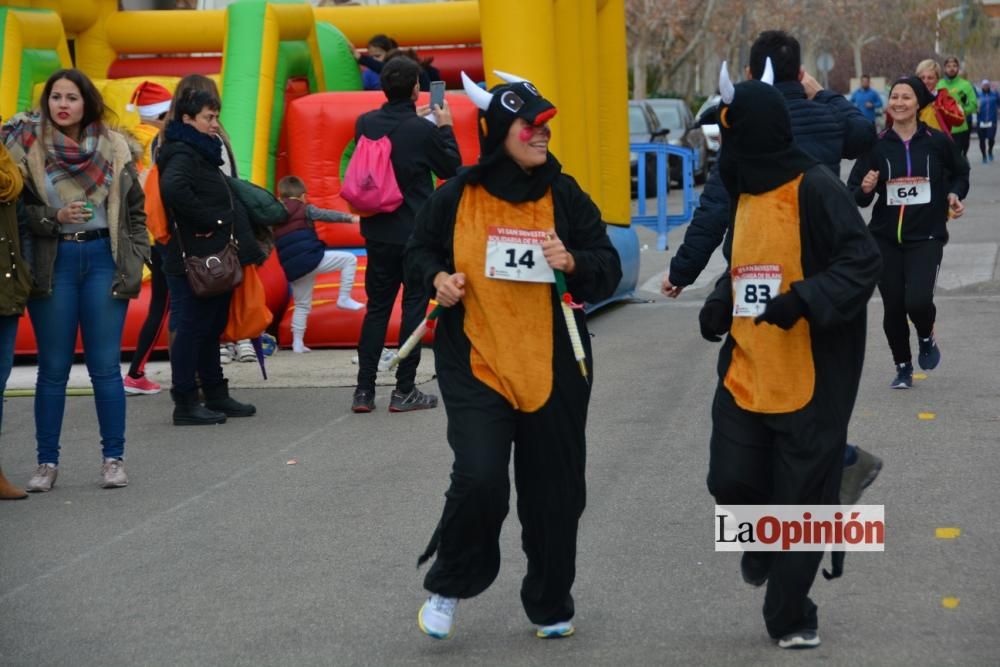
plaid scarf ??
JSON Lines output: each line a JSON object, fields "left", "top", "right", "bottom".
{"left": 1, "top": 113, "right": 114, "bottom": 205}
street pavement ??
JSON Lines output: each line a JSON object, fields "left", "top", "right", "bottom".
{"left": 1, "top": 160, "right": 999, "bottom": 666}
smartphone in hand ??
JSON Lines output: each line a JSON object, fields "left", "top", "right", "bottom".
{"left": 429, "top": 80, "right": 445, "bottom": 110}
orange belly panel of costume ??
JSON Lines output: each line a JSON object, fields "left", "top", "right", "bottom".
{"left": 453, "top": 185, "right": 554, "bottom": 412}
{"left": 724, "top": 174, "right": 815, "bottom": 414}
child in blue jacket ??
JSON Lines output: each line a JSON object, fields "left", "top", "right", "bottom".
{"left": 275, "top": 176, "right": 363, "bottom": 353}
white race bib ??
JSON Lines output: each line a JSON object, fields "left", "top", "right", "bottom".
{"left": 485, "top": 226, "right": 555, "bottom": 283}
{"left": 886, "top": 176, "right": 931, "bottom": 206}
{"left": 732, "top": 264, "right": 782, "bottom": 317}
{"left": 980, "top": 121, "right": 993, "bottom": 128}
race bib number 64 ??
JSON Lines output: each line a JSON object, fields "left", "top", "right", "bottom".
{"left": 732, "top": 264, "right": 782, "bottom": 317}
{"left": 886, "top": 176, "right": 931, "bottom": 206}
{"left": 485, "top": 226, "right": 555, "bottom": 283}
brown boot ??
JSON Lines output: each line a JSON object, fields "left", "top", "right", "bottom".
{"left": 0, "top": 465, "right": 28, "bottom": 500}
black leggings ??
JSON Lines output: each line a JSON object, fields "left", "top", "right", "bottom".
{"left": 127, "top": 244, "right": 169, "bottom": 379}
{"left": 875, "top": 237, "right": 943, "bottom": 365}
{"left": 954, "top": 129, "right": 970, "bottom": 157}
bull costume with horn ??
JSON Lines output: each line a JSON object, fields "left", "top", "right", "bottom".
{"left": 406, "top": 71, "right": 621, "bottom": 639}
{"left": 699, "top": 61, "right": 881, "bottom": 648}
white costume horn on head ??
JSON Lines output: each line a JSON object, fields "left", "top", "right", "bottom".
{"left": 493, "top": 69, "right": 528, "bottom": 84}
{"left": 461, "top": 71, "right": 494, "bottom": 111}
{"left": 762, "top": 57, "right": 775, "bottom": 85}
{"left": 719, "top": 61, "right": 735, "bottom": 104}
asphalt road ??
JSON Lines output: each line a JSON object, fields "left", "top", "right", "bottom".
{"left": 1, "top": 161, "right": 998, "bottom": 666}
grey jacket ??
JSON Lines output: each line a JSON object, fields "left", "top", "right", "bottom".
{"left": 17, "top": 130, "right": 149, "bottom": 299}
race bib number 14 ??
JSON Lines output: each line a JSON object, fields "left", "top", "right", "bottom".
{"left": 732, "top": 264, "right": 782, "bottom": 317}
{"left": 485, "top": 227, "right": 555, "bottom": 283}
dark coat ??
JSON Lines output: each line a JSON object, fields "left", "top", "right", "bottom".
{"left": 848, "top": 123, "right": 970, "bottom": 244}
{"left": 668, "top": 80, "right": 877, "bottom": 288}
{"left": 157, "top": 122, "right": 265, "bottom": 276}
{"left": 354, "top": 99, "right": 461, "bottom": 246}
{"left": 273, "top": 198, "right": 324, "bottom": 282}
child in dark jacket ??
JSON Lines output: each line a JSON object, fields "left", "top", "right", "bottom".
{"left": 275, "top": 176, "right": 363, "bottom": 353}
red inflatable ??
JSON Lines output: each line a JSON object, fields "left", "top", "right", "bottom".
{"left": 284, "top": 90, "right": 480, "bottom": 248}
{"left": 276, "top": 254, "right": 435, "bottom": 349}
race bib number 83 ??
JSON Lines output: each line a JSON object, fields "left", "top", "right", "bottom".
{"left": 732, "top": 264, "right": 782, "bottom": 317}
{"left": 485, "top": 226, "right": 555, "bottom": 283}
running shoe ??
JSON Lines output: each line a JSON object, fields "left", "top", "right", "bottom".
{"left": 418, "top": 594, "right": 457, "bottom": 640}
{"left": 840, "top": 446, "right": 883, "bottom": 506}
{"left": 389, "top": 387, "right": 438, "bottom": 413}
{"left": 349, "top": 348, "right": 394, "bottom": 371}
{"left": 777, "top": 629, "right": 821, "bottom": 649}
{"left": 220, "top": 343, "right": 235, "bottom": 365}
{"left": 236, "top": 340, "right": 257, "bottom": 362}
{"left": 124, "top": 374, "right": 161, "bottom": 395}
{"left": 536, "top": 620, "right": 575, "bottom": 639}
{"left": 351, "top": 388, "right": 375, "bottom": 413}
{"left": 917, "top": 335, "right": 941, "bottom": 370}
{"left": 890, "top": 362, "right": 913, "bottom": 389}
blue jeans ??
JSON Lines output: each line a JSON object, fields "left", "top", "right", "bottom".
{"left": 28, "top": 238, "right": 128, "bottom": 464}
{"left": 0, "top": 314, "right": 19, "bottom": 431}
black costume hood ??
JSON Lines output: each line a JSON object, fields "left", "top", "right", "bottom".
{"left": 713, "top": 60, "right": 817, "bottom": 196}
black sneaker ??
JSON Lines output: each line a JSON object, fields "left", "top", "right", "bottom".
{"left": 351, "top": 389, "right": 375, "bottom": 413}
{"left": 740, "top": 552, "right": 770, "bottom": 587}
{"left": 890, "top": 362, "right": 913, "bottom": 389}
{"left": 839, "top": 445, "right": 883, "bottom": 506}
{"left": 777, "top": 629, "right": 821, "bottom": 649}
{"left": 389, "top": 387, "right": 438, "bottom": 413}
{"left": 917, "top": 335, "right": 941, "bottom": 370}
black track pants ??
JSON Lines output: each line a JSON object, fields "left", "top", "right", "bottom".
{"left": 707, "top": 386, "right": 844, "bottom": 639}
{"left": 423, "top": 371, "right": 590, "bottom": 625}
{"left": 875, "top": 237, "right": 943, "bottom": 365}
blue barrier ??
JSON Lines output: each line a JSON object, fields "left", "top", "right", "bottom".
{"left": 631, "top": 143, "right": 699, "bottom": 250}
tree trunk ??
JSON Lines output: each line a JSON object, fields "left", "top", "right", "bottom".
{"left": 633, "top": 39, "right": 647, "bottom": 100}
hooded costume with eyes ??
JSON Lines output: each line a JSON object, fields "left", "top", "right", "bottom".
{"left": 700, "top": 64, "right": 881, "bottom": 641}
{"left": 406, "top": 71, "right": 621, "bottom": 625}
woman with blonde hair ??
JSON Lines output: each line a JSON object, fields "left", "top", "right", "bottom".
{"left": 912, "top": 59, "right": 964, "bottom": 138}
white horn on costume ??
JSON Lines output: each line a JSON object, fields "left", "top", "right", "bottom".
{"left": 762, "top": 57, "right": 775, "bottom": 85}
{"left": 461, "top": 71, "right": 494, "bottom": 111}
{"left": 719, "top": 61, "right": 735, "bottom": 104}
{"left": 493, "top": 69, "right": 528, "bottom": 84}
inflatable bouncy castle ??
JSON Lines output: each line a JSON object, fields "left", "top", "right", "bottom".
{"left": 0, "top": 0, "right": 635, "bottom": 353}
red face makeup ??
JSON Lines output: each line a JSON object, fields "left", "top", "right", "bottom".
{"left": 519, "top": 124, "right": 551, "bottom": 143}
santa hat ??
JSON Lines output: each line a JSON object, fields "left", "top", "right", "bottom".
{"left": 127, "top": 81, "right": 173, "bottom": 120}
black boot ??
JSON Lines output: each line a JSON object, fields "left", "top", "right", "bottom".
{"left": 203, "top": 379, "right": 256, "bottom": 417}
{"left": 171, "top": 388, "right": 227, "bottom": 426}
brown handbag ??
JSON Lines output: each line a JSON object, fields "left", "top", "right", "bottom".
{"left": 173, "top": 174, "right": 243, "bottom": 298}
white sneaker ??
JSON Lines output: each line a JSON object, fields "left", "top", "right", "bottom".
{"left": 379, "top": 347, "right": 396, "bottom": 371}
{"left": 236, "top": 340, "right": 256, "bottom": 362}
{"left": 336, "top": 296, "right": 365, "bottom": 311}
{"left": 536, "top": 620, "right": 575, "bottom": 638}
{"left": 220, "top": 344, "right": 235, "bottom": 364}
{"left": 418, "top": 594, "right": 457, "bottom": 640}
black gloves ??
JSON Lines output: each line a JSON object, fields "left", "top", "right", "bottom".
{"left": 754, "top": 289, "right": 806, "bottom": 330}
{"left": 699, "top": 298, "right": 732, "bottom": 342}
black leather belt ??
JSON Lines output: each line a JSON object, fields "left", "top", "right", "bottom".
{"left": 60, "top": 228, "right": 110, "bottom": 242}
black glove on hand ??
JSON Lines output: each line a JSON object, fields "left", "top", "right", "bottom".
{"left": 699, "top": 299, "right": 732, "bottom": 342}
{"left": 754, "top": 290, "right": 806, "bottom": 330}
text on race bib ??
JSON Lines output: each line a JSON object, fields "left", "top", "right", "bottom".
{"left": 886, "top": 176, "right": 931, "bottom": 206}
{"left": 732, "top": 264, "right": 782, "bottom": 318}
{"left": 485, "top": 226, "right": 555, "bottom": 283}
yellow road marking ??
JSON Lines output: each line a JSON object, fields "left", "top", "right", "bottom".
{"left": 941, "top": 597, "right": 960, "bottom": 609}
{"left": 913, "top": 372, "right": 928, "bottom": 380}
{"left": 918, "top": 412, "right": 936, "bottom": 420}
{"left": 935, "top": 528, "right": 961, "bottom": 539}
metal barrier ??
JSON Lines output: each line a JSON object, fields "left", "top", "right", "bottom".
{"left": 630, "top": 143, "right": 698, "bottom": 251}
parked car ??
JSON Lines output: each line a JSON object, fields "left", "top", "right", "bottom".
{"left": 646, "top": 97, "right": 709, "bottom": 184}
{"left": 628, "top": 100, "right": 669, "bottom": 197}
{"left": 695, "top": 94, "right": 721, "bottom": 170}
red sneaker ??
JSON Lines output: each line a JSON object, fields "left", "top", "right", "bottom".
{"left": 124, "top": 374, "right": 162, "bottom": 395}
